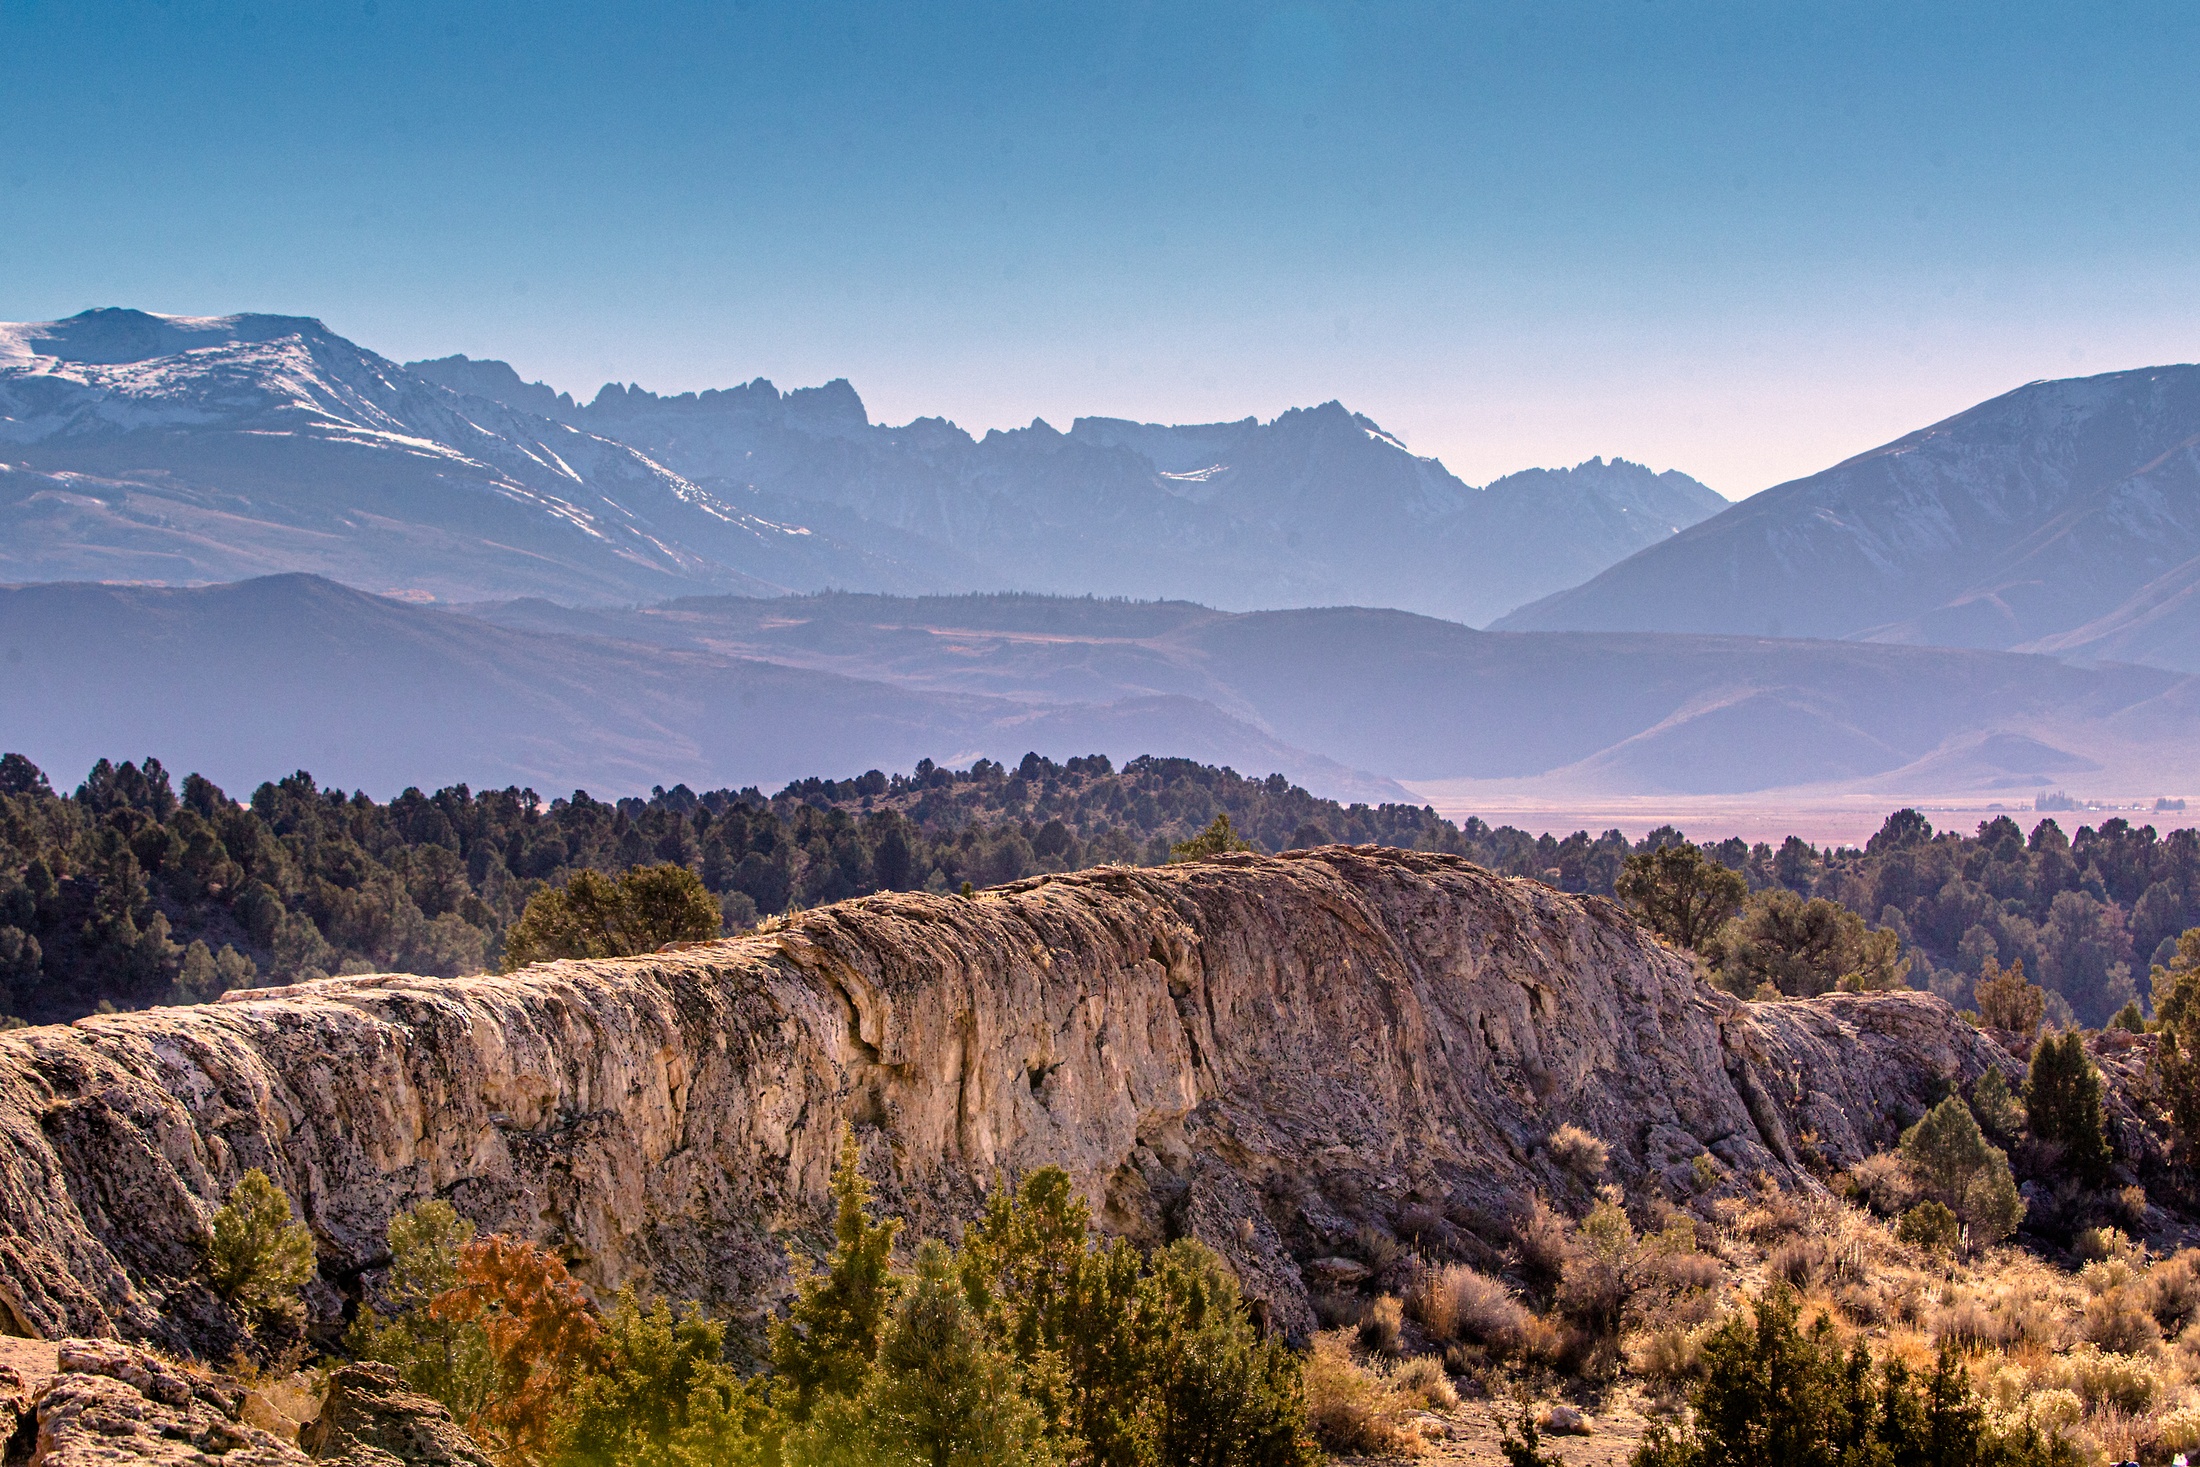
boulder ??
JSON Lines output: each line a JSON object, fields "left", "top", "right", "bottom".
{"left": 1540, "top": 1403, "right": 1591, "bottom": 1435}
{"left": 301, "top": 1364, "right": 492, "bottom": 1467}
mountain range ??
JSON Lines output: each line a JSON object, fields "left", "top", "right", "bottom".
{"left": 412, "top": 351, "right": 1726, "bottom": 624}
{"left": 0, "top": 307, "right": 1725, "bottom": 623}
{"left": 0, "top": 574, "right": 1402, "bottom": 802}
{"left": 5, "top": 306, "right": 2200, "bottom": 807}
{"left": 1497, "top": 364, "right": 2200, "bottom": 673}
{"left": 4, "top": 573, "right": 2192, "bottom": 806}
{"left": 0, "top": 309, "right": 917, "bottom": 604}
{"left": 465, "top": 588, "right": 2200, "bottom": 798}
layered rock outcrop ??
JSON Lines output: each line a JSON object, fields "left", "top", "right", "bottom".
{"left": 0, "top": 848, "right": 2011, "bottom": 1354}
{"left": 0, "top": 1339, "right": 481, "bottom": 1467}
{"left": 301, "top": 1364, "right": 492, "bottom": 1467}
{"left": 27, "top": 1339, "right": 305, "bottom": 1467}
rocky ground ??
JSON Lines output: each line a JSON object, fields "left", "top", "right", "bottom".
{"left": 1363, "top": 1389, "right": 1658, "bottom": 1464}
{"left": 0, "top": 1337, "right": 482, "bottom": 1467}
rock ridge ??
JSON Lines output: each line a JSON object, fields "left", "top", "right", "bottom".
{"left": 0, "top": 847, "right": 2008, "bottom": 1353}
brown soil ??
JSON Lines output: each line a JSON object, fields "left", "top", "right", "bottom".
{"left": 1338, "top": 1384, "right": 1664, "bottom": 1465}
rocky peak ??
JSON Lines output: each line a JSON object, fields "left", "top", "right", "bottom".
{"left": 0, "top": 308, "right": 334, "bottom": 368}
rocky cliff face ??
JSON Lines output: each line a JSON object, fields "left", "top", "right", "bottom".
{"left": 0, "top": 849, "right": 2011, "bottom": 1354}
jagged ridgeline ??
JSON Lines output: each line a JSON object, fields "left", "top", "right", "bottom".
{"left": 0, "top": 749, "right": 2194, "bottom": 1030}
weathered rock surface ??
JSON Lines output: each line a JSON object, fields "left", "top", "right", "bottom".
{"left": 0, "top": 848, "right": 2016, "bottom": 1354}
{"left": 299, "top": 1365, "right": 490, "bottom": 1467}
{"left": 26, "top": 1340, "right": 301, "bottom": 1467}
{"left": 1, "top": 1360, "right": 32, "bottom": 1456}
{"left": 1, "top": 1342, "right": 484, "bottom": 1467}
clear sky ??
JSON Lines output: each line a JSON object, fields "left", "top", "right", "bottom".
{"left": 3, "top": 0, "right": 2197, "bottom": 496}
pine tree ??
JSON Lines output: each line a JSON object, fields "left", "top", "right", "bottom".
{"left": 1974, "top": 956, "right": 2047, "bottom": 1037}
{"left": 1616, "top": 844, "right": 1748, "bottom": 952}
{"left": 502, "top": 864, "right": 722, "bottom": 970}
{"left": 207, "top": 1168, "right": 318, "bottom": 1323}
{"left": 1169, "top": 814, "right": 1254, "bottom": 862}
{"left": 955, "top": 1167, "right": 1316, "bottom": 1467}
{"left": 2151, "top": 929, "right": 2200, "bottom": 1150}
{"left": 1970, "top": 1067, "right": 2025, "bottom": 1143}
{"left": 1962, "top": 1148, "right": 2025, "bottom": 1246}
{"left": 2026, "top": 1030, "right": 2113, "bottom": 1186}
{"left": 1891, "top": 1097, "right": 2024, "bottom": 1248}
{"left": 347, "top": 1201, "right": 495, "bottom": 1425}
{"left": 1141, "top": 1241, "right": 1316, "bottom": 1467}
{"left": 772, "top": 1132, "right": 903, "bottom": 1422}
{"left": 842, "top": 1239, "right": 1055, "bottom": 1467}
{"left": 553, "top": 1290, "right": 766, "bottom": 1467}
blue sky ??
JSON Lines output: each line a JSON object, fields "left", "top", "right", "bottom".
{"left": 3, "top": 0, "right": 2197, "bottom": 494}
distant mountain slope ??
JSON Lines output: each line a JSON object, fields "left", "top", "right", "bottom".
{"left": 0, "top": 310, "right": 921, "bottom": 602}
{"left": 0, "top": 575, "right": 1399, "bottom": 801}
{"left": 467, "top": 589, "right": 2200, "bottom": 797}
{"left": 2020, "top": 555, "right": 2200, "bottom": 673}
{"left": 1495, "top": 365, "right": 2200, "bottom": 658}
{"left": 411, "top": 354, "right": 1723, "bottom": 624}
{"left": 3, "top": 573, "right": 2188, "bottom": 803}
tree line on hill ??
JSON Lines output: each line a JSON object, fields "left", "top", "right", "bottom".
{"left": 0, "top": 748, "right": 2192, "bottom": 1032}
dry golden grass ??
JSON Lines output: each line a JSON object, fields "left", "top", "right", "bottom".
{"left": 1390, "top": 1355, "right": 1460, "bottom": 1411}
{"left": 1546, "top": 1123, "right": 1610, "bottom": 1179}
{"left": 1303, "top": 1330, "right": 1426, "bottom": 1457}
{"left": 1320, "top": 1139, "right": 2200, "bottom": 1463}
{"left": 1404, "top": 1261, "right": 1531, "bottom": 1351}
{"left": 1358, "top": 1294, "right": 1406, "bottom": 1356}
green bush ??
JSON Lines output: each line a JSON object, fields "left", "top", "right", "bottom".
{"left": 1500, "top": 1403, "right": 1557, "bottom": 1467}
{"left": 502, "top": 864, "right": 722, "bottom": 970}
{"left": 207, "top": 1168, "right": 317, "bottom": 1321}
{"left": 1895, "top": 1201, "right": 1962, "bottom": 1255}
{"left": 1630, "top": 1289, "right": 2079, "bottom": 1467}
{"left": 554, "top": 1290, "right": 767, "bottom": 1467}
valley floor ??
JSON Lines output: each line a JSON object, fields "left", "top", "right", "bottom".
{"left": 1406, "top": 785, "right": 2181, "bottom": 847}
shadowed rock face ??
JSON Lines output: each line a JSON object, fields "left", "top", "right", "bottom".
{"left": 304, "top": 1363, "right": 493, "bottom": 1467}
{"left": 0, "top": 848, "right": 2007, "bottom": 1354}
